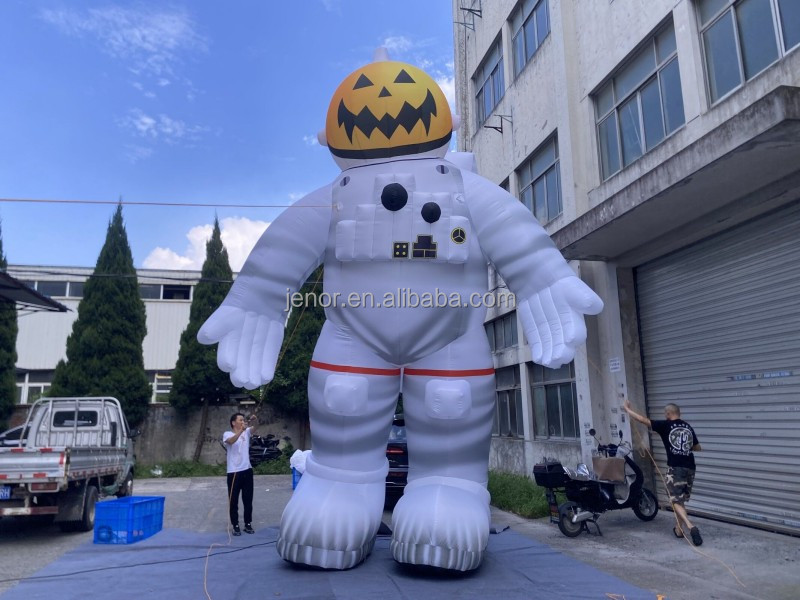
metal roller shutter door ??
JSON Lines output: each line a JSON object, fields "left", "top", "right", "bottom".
{"left": 636, "top": 202, "right": 800, "bottom": 534}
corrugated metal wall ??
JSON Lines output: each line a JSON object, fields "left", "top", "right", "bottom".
{"left": 636, "top": 202, "right": 800, "bottom": 534}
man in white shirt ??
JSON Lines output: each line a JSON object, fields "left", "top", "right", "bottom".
{"left": 223, "top": 413, "right": 258, "bottom": 535}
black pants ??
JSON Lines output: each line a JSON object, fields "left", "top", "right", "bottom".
{"left": 226, "top": 468, "right": 253, "bottom": 527}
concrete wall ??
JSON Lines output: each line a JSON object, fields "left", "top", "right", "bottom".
{"left": 9, "top": 402, "right": 308, "bottom": 467}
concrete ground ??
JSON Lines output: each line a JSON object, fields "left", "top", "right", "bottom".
{"left": 0, "top": 474, "right": 797, "bottom": 599}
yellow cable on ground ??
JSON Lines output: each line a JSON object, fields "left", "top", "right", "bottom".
{"left": 586, "top": 355, "right": 750, "bottom": 592}
{"left": 203, "top": 274, "right": 321, "bottom": 598}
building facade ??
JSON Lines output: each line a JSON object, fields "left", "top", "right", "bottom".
{"left": 8, "top": 265, "right": 203, "bottom": 405}
{"left": 453, "top": 0, "right": 800, "bottom": 534}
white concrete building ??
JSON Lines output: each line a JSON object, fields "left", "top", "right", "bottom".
{"left": 453, "top": 0, "right": 799, "bottom": 534}
{"left": 8, "top": 265, "right": 203, "bottom": 405}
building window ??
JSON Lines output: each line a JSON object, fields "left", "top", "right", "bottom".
{"left": 139, "top": 284, "right": 161, "bottom": 299}
{"left": 153, "top": 372, "right": 173, "bottom": 402}
{"left": 699, "top": 0, "right": 799, "bottom": 104}
{"left": 68, "top": 281, "right": 84, "bottom": 298}
{"left": 595, "top": 23, "right": 685, "bottom": 180}
{"left": 17, "top": 371, "right": 53, "bottom": 404}
{"left": 486, "top": 311, "right": 518, "bottom": 352}
{"left": 529, "top": 361, "right": 579, "bottom": 439}
{"left": 139, "top": 283, "right": 192, "bottom": 300}
{"left": 474, "top": 38, "right": 505, "bottom": 127}
{"left": 492, "top": 366, "right": 524, "bottom": 437}
{"left": 517, "top": 135, "right": 561, "bottom": 223}
{"left": 511, "top": 0, "right": 550, "bottom": 77}
{"left": 37, "top": 281, "right": 68, "bottom": 297}
{"left": 162, "top": 284, "right": 191, "bottom": 300}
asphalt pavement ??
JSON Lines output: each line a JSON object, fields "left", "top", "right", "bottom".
{"left": 0, "top": 475, "right": 797, "bottom": 599}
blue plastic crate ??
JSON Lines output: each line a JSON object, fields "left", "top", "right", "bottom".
{"left": 291, "top": 467, "right": 302, "bottom": 489}
{"left": 94, "top": 496, "right": 165, "bottom": 544}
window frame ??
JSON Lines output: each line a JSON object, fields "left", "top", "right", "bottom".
{"left": 473, "top": 37, "right": 505, "bottom": 128}
{"left": 510, "top": 0, "right": 551, "bottom": 78}
{"left": 698, "top": 0, "right": 796, "bottom": 106}
{"left": 153, "top": 372, "right": 173, "bottom": 402}
{"left": 516, "top": 134, "right": 562, "bottom": 224}
{"left": 492, "top": 366, "right": 524, "bottom": 438}
{"left": 594, "top": 22, "right": 685, "bottom": 181}
{"left": 529, "top": 361, "right": 580, "bottom": 440}
{"left": 139, "top": 283, "right": 193, "bottom": 300}
{"left": 485, "top": 311, "right": 518, "bottom": 352}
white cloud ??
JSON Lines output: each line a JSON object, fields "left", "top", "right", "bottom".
{"left": 320, "top": 0, "right": 341, "bottom": 13}
{"left": 143, "top": 217, "right": 270, "bottom": 272}
{"left": 119, "top": 108, "right": 208, "bottom": 144}
{"left": 302, "top": 134, "right": 319, "bottom": 147}
{"left": 39, "top": 6, "right": 206, "bottom": 80}
{"left": 131, "top": 81, "right": 156, "bottom": 98}
{"left": 124, "top": 144, "right": 154, "bottom": 163}
{"left": 382, "top": 36, "right": 414, "bottom": 55}
{"left": 435, "top": 74, "right": 456, "bottom": 114}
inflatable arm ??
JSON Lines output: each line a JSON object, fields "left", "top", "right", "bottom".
{"left": 197, "top": 185, "right": 332, "bottom": 389}
{"left": 463, "top": 172, "right": 603, "bottom": 368}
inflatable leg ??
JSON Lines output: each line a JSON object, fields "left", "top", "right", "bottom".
{"left": 391, "top": 327, "right": 495, "bottom": 571}
{"left": 277, "top": 321, "right": 400, "bottom": 569}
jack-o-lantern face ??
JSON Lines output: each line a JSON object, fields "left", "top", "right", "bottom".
{"left": 325, "top": 60, "right": 452, "bottom": 162}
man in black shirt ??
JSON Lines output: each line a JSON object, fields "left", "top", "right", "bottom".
{"left": 623, "top": 399, "right": 703, "bottom": 546}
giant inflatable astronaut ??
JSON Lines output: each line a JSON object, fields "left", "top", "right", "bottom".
{"left": 198, "top": 50, "right": 603, "bottom": 572}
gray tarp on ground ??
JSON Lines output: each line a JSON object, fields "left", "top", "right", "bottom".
{"left": 2, "top": 527, "right": 653, "bottom": 599}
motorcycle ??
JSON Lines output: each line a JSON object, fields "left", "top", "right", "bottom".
{"left": 249, "top": 433, "right": 282, "bottom": 466}
{"left": 218, "top": 432, "right": 282, "bottom": 466}
{"left": 533, "top": 428, "right": 659, "bottom": 537}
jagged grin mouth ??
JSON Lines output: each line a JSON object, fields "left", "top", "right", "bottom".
{"left": 337, "top": 89, "right": 438, "bottom": 142}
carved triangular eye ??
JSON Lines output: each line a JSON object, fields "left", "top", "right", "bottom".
{"left": 394, "top": 69, "right": 415, "bottom": 83}
{"left": 353, "top": 74, "right": 374, "bottom": 89}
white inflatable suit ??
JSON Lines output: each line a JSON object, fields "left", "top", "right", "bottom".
{"left": 198, "top": 49, "right": 603, "bottom": 572}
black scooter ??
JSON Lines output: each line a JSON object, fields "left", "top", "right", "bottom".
{"left": 249, "top": 433, "right": 282, "bottom": 466}
{"left": 533, "top": 428, "right": 658, "bottom": 537}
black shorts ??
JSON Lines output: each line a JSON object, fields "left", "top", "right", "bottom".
{"left": 666, "top": 466, "right": 695, "bottom": 506}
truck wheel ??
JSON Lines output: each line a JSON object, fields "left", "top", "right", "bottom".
{"left": 116, "top": 473, "right": 134, "bottom": 498}
{"left": 77, "top": 486, "right": 98, "bottom": 532}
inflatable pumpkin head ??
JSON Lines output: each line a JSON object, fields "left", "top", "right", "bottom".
{"left": 324, "top": 53, "right": 453, "bottom": 169}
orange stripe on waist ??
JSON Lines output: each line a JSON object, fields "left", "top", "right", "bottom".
{"left": 404, "top": 367, "right": 495, "bottom": 377}
{"left": 310, "top": 361, "right": 401, "bottom": 376}
{"left": 309, "top": 361, "right": 494, "bottom": 378}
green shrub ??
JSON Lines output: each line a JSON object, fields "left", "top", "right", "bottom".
{"left": 255, "top": 441, "right": 295, "bottom": 475}
{"left": 488, "top": 470, "right": 553, "bottom": 519}
{"left": 137, "top": 460, "right": 226, "bottom": 478}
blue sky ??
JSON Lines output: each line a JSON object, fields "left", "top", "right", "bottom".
{"left": 0, "top": 0, "right": 455, "bottom": 271}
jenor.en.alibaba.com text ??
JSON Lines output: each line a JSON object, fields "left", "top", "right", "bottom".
{"left": 284, "top": 288, "right": 516, "bottom": 311}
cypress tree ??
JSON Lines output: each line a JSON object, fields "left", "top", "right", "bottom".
{"left": 169, "top": 218, "right": 239, "bottom": 412}
{"left": 0, "top": 221, "right": 19, "bottom": 429}
{"left": 266, "top": 266, "right": 325, "bottom": 417}
{"left": 49, "top": 205, "right": 151, "bottom": 426}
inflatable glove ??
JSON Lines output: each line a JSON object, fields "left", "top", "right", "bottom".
{"left": 196, "top": 187, "right": 331, "bottom": 389}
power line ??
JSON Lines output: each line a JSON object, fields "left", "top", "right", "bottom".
{"left": 0, "top": 197, "right": 328, "bottom": 209}
{"left": 9, "top": 269, "right": 234, "bottom": 284}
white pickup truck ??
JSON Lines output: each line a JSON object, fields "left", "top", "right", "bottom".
{"left": 0, "top": 397, "right": 136, "bottom": 531}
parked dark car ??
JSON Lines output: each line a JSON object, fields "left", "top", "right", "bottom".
{"left": 0, "top": 424, "right": 28, "bottom": 447}
{"left": 385, "top": 414, "right": 408, "bottom": 508}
